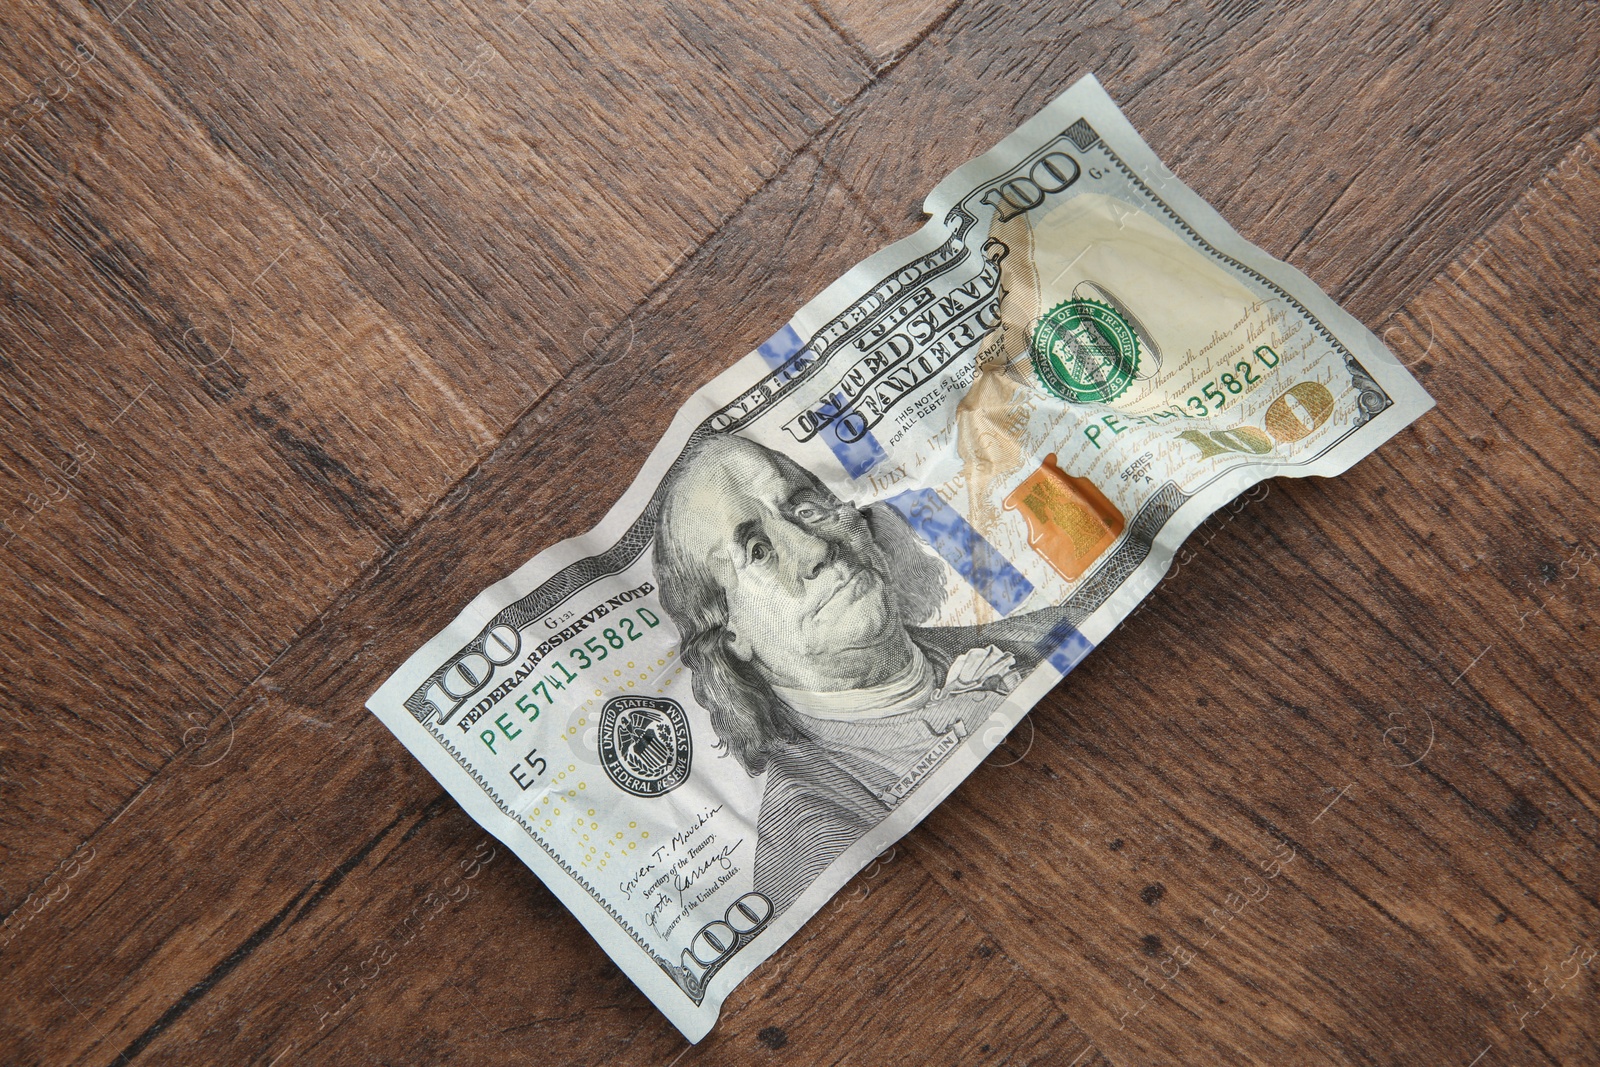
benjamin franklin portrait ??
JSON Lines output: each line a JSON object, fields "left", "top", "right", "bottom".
{"left": 654, "top": 435, "right": 1070, "bottom": 914}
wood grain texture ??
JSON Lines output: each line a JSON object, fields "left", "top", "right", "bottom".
{"left": 1, "top": 0, "right": 868, "bottom": 979}
{"left": 1, "top": 0, "right": 1597, "bottom": 1064}
{"left": 819, "top": 0, "right": 1600, "bottom": 320}
{"left": 0, "top": 143, "right": 910, "bottom": 1066}
{"left": 812, "top": 0, "right": 962, "bottom": 68}
{"left": 0, "top": 0, "right": 496, "bottom": 916}
{"left": 99, "top": 0, "right": 872, "bottom": 413}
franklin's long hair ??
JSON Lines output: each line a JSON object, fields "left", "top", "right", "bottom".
{"left": 653, "top": 436, "right": 944, "bottom": 775}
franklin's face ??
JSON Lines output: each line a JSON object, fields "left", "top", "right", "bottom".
{"left": 665, "top": 438, "right": 909, "bottom": 692}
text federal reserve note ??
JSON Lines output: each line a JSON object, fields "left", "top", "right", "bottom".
{"left": 367, "top": 74, "right": 1432, "bottom": 1040}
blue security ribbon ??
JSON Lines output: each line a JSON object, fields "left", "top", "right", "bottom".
{"left": 756, "top": 324, "right": 887, "bottom": 479}
{"left": 884, "top": 488, "right": 1034, "bottom": 616}
{"left": 756, "top": 323, "right": 804, "bottom": 367}
{"left": 1034, "top": 615, "right": 1095, "bottom": 675}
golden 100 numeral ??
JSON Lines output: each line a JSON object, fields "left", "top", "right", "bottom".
{"left": 1178, "top": 375, "right": 1337, "bottom": 459}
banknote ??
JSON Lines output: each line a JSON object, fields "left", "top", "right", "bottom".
{"left": 366, "top": 74, "right": 1432, "bottom": 1040}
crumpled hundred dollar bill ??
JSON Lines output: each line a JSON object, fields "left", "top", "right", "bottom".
{"left": 367, "top": 74, "right": 1432, "bottom": 1040}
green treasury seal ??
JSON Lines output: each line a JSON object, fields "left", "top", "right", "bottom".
{"left": 1031, "top": 297, "right": 1141, "bottom": 403}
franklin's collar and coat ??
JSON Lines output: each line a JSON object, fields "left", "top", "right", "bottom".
{"left": 750, "top": 612, "right": 1063, "bottom": 915}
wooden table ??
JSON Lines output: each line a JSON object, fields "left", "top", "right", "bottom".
{"left": 2, "top": 1, "right": 1596, "bottom": 1063}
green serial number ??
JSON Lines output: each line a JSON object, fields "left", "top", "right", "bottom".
{"left": 1181, "top": 344, "right": 1280, "bottom": 417}
{"left": 476, "top": 606, "right": 662, "bottom": 758}
{"left": 530, "top": 608, "right": 660, "bottom": 705}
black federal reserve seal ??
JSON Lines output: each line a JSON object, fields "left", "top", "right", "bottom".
{"left": 598, "top": 695, "right": 692, "bottom": 797}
